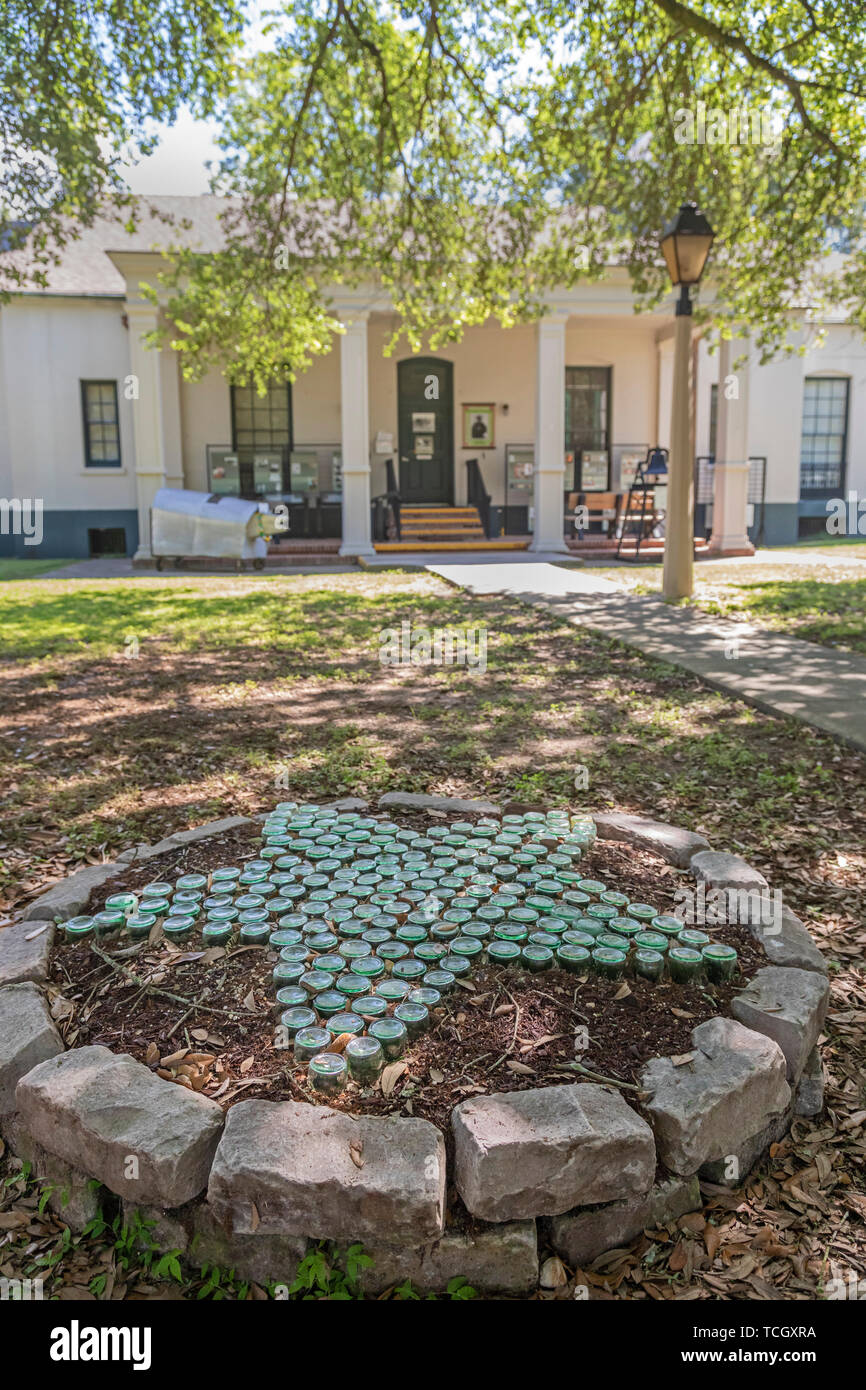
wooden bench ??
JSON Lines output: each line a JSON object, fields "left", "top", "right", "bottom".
{"left": 567, "top": 491, "right": 620, "bottom": 536}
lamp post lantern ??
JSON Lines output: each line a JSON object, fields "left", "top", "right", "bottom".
{"left": 659, "top": 203, "right": 714, "bottom": 600}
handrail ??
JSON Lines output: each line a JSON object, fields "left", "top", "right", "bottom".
{"left": 371, "top": 490, "right": 401, "bottom": 541}
{"left": 465, "top": 458, "right": 492, "bottom": 538}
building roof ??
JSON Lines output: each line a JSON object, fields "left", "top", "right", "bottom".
{"left": 2, "top": 196, "right": 235, "bottom": 298}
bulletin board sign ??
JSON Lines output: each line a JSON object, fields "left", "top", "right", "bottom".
{"left": 580, "top": 449, "right": 609, "bottom": 490}
{"left": 614, "top": 445, "right": 648, "bottom": 492}
{"left": 206, "top": 447, "right": 240, "bottom": 496}
{"left": 289, "top": 450, "right": 319, "bottom": 493}
{"left": 253, "top": 452, "right": 285, "bottom": 495}
{"left": 506, "top": 445, "right": 534, "bottom": 492}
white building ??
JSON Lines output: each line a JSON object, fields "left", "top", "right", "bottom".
{"left": 1, "top": 195, "right": 862, "bottom": 558}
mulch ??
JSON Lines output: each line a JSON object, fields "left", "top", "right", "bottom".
{"left": 52, "top": 835, "right": 766, "bottom": 1144}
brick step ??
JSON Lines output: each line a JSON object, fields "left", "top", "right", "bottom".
{"left": 374, "top": 540, "right": 530, "bottom": 553}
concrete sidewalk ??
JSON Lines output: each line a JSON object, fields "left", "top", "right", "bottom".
{"left": 430, "top": 560, "right": 866, "bottom": 753}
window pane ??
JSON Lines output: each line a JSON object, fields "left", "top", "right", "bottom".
{"left": 231, "top": 382, "right": 291, "bottom": 453}
{"left": 800, "top": 378, "right": 848, "bottom": 492}
{"left": 83, "top": 381, "right": 120, "bottom": 465}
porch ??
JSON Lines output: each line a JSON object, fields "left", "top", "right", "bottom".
{"left": 106, "top": 254, "right": 754, "bottom": 563}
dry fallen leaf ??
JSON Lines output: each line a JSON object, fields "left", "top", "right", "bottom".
{"left": 242, "top": 988, "right": 258, "bottom": 1012}
{"left": 240, "top": 1056, "right": 255, "bottom": 1074}
{"left": 161, "top": 1048, "right": 189, "bottom": 1067}
{"left": 349, "top": 1140, "right": 365, "bottom": 1169}
{"left": 539, "top": 1255, "right": 569, "bottom": 1289}
{"left": 381, "top": 1061, "right": 409, "bottom": 1097}
{"left": 144, "top": 1042, "right": 159, "bottom": 1067}
{"left": 191, "top": 1028, "right": 209, "bottom": 1042}
{"left": 613, "top": 983, "right": 632, "bottom": 1000}
{"left": 506, "top": 1061, "right": 535, "bottom": 1075}
{"left": 671, "top": 1052, "right": 697, "bottom": 1067}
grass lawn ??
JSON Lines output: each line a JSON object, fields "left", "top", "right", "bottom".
{"left": 0, "top": 557, "right": 76, "bottom": 581}
{"left": 1, "top": 568, "right": 864, "bottom": 1301}
{"left": 595, "top": 545, "right": 866, "bottom": 653}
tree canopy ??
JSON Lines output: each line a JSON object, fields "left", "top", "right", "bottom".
{"left": 4, "top": 2, "right": 865, "bottom": 384}
{"left": 0, "top": 0, "right": 241, "bottom": 290}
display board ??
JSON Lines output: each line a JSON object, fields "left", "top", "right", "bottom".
{"left": 206, "top": 447, "right": 241, "bottom": 496}
{"left": 506, "top": 445, "right": 535, "bottom": 492}
{"left": 613, "top": 446, "right": 648, "bottom": 492}
{"left": 289, "top": 450, "right": 320, "bottom": 493}
{"left": 580, "top": 449, "right": 610, "bottom": 490}
{"left": 253, "top": 452, "right": 286, "bottom": 495}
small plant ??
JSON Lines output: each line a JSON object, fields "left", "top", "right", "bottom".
{"left": 196, "top": 1262, "right": 250, "bottom": 1301}
{"left": 288, "top": 1242, "right": 372, "bottom": 1300}
{"left": 390, "top": 1275, "right": 477, "bottom": 1301}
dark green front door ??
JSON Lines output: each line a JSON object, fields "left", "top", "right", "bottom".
{"left": 397, "top": 358, "right": 453, "bottom": 502}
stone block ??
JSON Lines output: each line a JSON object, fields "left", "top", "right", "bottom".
{"left": 593, "top": 813, "right": 710, "bottom": 868}
{"left": 452, "top": 1083, "right": 655, "bottom": 1222}
{"left": 547, "top": 1174, "right": 702, "bottom": 1267}
{"left": 749, "top": 906, "right": 827, "bottom": 975}
{"left": 360, "top": 1220, "right": 538, "bottom": 1296}
{"left": 207, "top": 1099, "right": 445, "bottom": 1244}
{"left": 2, "top": 1113, "right": 104, "bottom": 1232}
{"left": 690, "top": 850, "right": 768, "bottom": 891}
{"left": 0, "top": 921, "right": 55, "bottom": 985}
{"left": 21, "top": 866, "right": 120, "bottom": 922}
{"left": 730, "top": 966, "right": 829, "bottom": 1082}
{"left": 641, "top": 1018, "right": 790, "bottom": 1175}
{"left": 794, "top": 1046, "right": 825, "bottom": 1117}
{"left": 0, "top": 982, "right": 63, "bottom": 1111}
{"left": 377, "top": 792, "right": 500, "bottom": 815}
{"left": 15, "top": 1045, "right": 223, "bottom": 1207}
{"left": 698, "top": 1104, "right": 793, "bottom": 1186}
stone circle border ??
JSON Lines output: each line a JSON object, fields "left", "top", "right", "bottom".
{"left": 0, "top": 799, "right": 829, "bottom": 1296}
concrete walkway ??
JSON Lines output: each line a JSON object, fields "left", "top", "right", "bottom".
{"left": 428, "top": 560, "right": 866, "bottom": 754}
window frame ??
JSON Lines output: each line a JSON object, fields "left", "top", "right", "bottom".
{"left": 799, "top": 375, "right": 849, "bottom": 498}
{"left": 230, "top": 382, "right": 293, "bottom": 452}
{"left": 81, "top": 379, "right": 122, "bottom": 468}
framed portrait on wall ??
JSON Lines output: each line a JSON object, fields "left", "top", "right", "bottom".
{"left": 462, "top": 403, "right": 495, "bottom": 449}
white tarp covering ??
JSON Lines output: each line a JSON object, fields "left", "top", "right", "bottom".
{"left": 151, "top": 488, "right": 268, "bottom": 560}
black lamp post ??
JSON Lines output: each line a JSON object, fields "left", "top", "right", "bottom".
{"left": 659, "top": 202, "right": 714, "bottom": 598}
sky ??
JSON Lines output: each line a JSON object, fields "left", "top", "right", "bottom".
{"left": 120, "top": 0, "right": 273, "bottom": 196}
{"left": 120, "top": 110, "right": 221, "bottom": 195}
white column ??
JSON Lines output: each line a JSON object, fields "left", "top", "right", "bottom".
{"left": 531, "top": 313, "right": 569, "bottom": 553}
{"left": 339, "top": 313, "right": 374, "bottom": 557}
{"left": 159, "top": 345, "right": 184, "bottom": 489}
{"left": 126, "top": 301, "right": 169, "bottom": 560}
{"left": 709, "top": 337, "right": 755, "bottom": 556}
